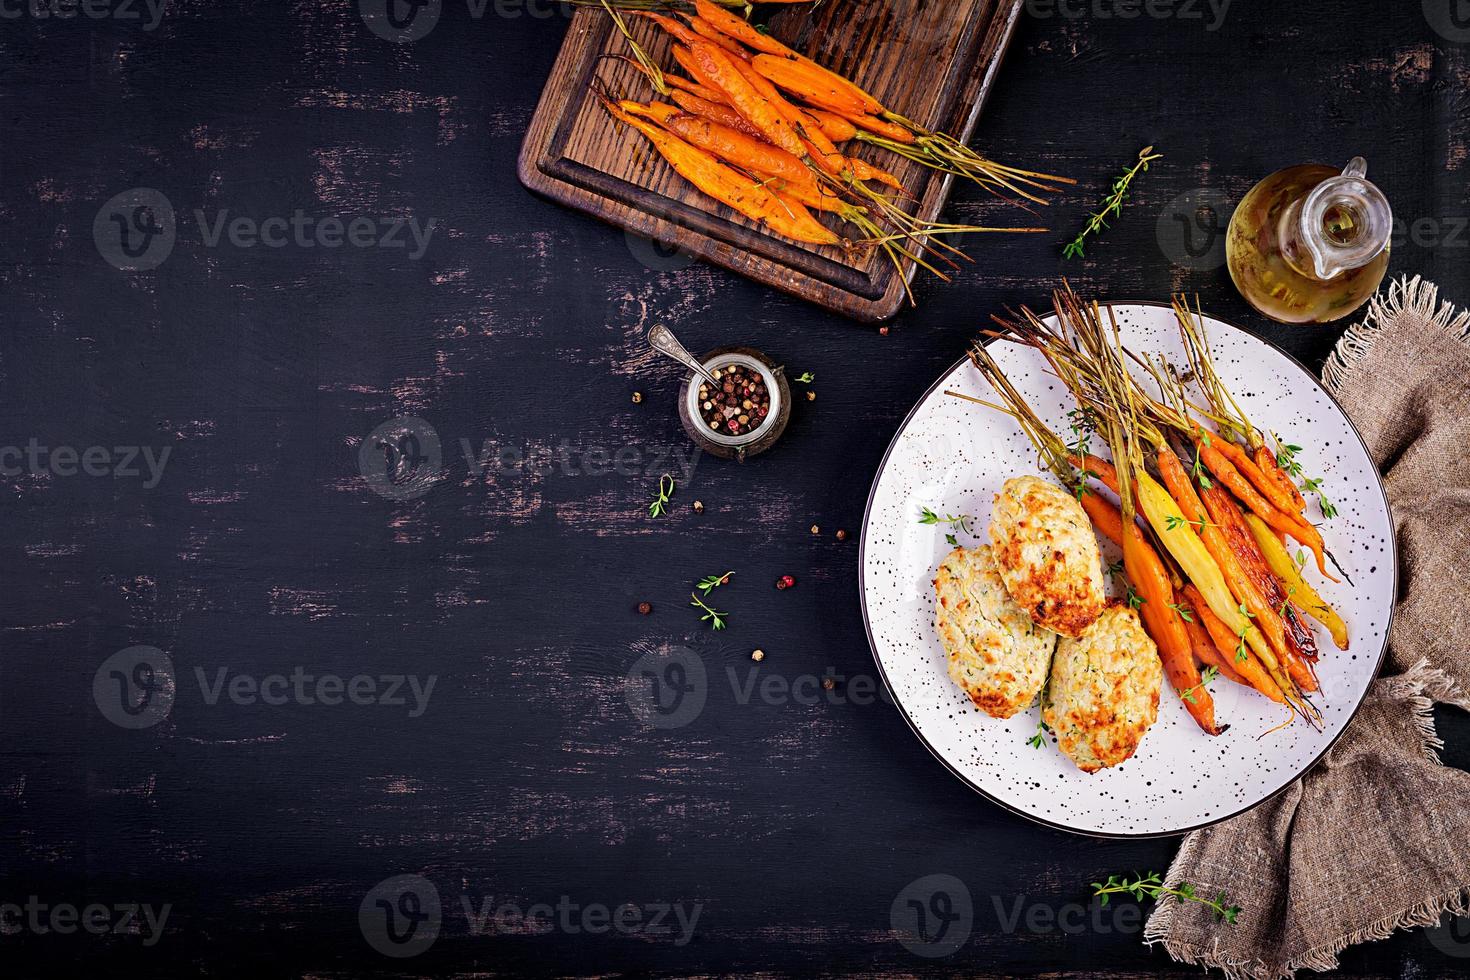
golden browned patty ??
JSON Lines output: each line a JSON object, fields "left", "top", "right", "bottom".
{"left": 988, "top": 475, "right": 1106, "bottom": 638}
{"left": 934, "top": 545, "right": 1057, "bottom": 719}
{"left": 1042, "top": 602, "right": 1163, "bottom": 773}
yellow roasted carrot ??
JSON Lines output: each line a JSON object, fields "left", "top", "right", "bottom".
{"left": 1245, "top": 513, "right": 1349, "bottom": 650}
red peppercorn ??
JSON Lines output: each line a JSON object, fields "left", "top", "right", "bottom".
{"left": 636, "top": 601, "right": 653, "bottom": 615}
{"left": 776, "top": 575, "right": 796, "bottom": 590}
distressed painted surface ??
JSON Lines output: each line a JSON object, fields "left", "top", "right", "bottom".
{"left": 1, "top": 1, "right": 1468, "bottom": 975}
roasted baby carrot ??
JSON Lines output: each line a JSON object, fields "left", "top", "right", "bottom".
{"left": 600, "top": 96, "right": 838, "bottom": 245}
{"left": 1184, "top": 584, "right": 1284, "bottom": 703}
{"left": 1181, "top": 610, "right": 1245, "bottom": 686}
{"left": 656, "top": 111, "right": 812, "bottom": 185}
{"left": 669, "top": 90, "right": 767, "bottom": 140}
{"left": 751, "top": 53, "right": 875, "bottom": 118}
{"left": 1124, "top": 503, "right": 1222, "bottom": 735}
{"left": 840, "top": 109, "right": 918, "bottom": 145}
{"left": 1245, "top": 513, "right": 1349, "bottom": 650}
{"left": 1079, "top": 477, "right": 1221, "bottom": 735}
{"left": 1255, "top": 444, "right": 1307, "bottom": 512}
{"left": 804, "top": 108, "right": 859, "bottom": 143}
{"left": 1198, "top": 439, "right": 1336, "bottom": 582}
{"left": 682, "top": 40, "right": 808, "bottom": 159}
{"left": 1212, "top": 436, "right": 1296, "bottom": 516}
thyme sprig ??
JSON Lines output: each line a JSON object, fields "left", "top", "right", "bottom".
{"left": 696, "top": 571, "right": 734, "bottom": 596}
{"left": 689, "top": 593, "right": 729, "bottom": 631}
{"left": 648, "top": 474, "right": 676, "bottom": 518}
{"left": 1093, "top": 872, "right": 1241, "bottom": 924}
{"left": 1180, "top": 666, "right": 1220, "bottom": 705}
{"left": 1062, "top": 146, "right": 1163, "bottom": 260}
{"left": 1300, "top": 477, "right": 1338, "bottom": 520}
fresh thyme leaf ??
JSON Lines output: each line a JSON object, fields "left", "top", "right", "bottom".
{"left": 696, "top": 571, "right": 735, "bottom": 596}
{"left": 1092, "top": 871, "right": 1241, "bottom": 924}
{"left": 1167, "top": 602, "right": 1194, "bottom": 623}
{"left": 1300, "top": 477, "right": 1339, "bottom": 519}
{"left": 1180, "top": 666, "right": 1219, "bottom": 705}
{"left": 1126, "top": 586, "right": 1145, "bottom": 609}
{"left": 1062, "top": 147, "right": 1162, "bottom": 260}
{"left": 648, "top": 474, "right": 675, "bottom": 518}
{"left": 919, "top": 507, "right": 975, "bottom": 536}
{"left": 945, "top": 533, "right": 959, "bottom": 547}
{"left": 1027, "top": 717, "right": 1052, "bottom": 749}
{"left": 689, "top": 592, "right": 728, "bottom": 631}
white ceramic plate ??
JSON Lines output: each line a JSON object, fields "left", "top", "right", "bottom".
{"left": 859, "top": 303, "right": 1394, "bottom": 838}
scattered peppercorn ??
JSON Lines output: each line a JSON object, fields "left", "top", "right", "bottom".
{"left": 751, "top": 649, "right": 765, "bottom": 662}
{"left": 631, "top": 391, "right": 643, "bottom": 404}
{"left": 775, "top": 574, "right": 796, "bottom": 591}
{"left": 806, "top": 391, "right": 816, "bottom": 402}
{"left": 879, "top": 326, "right": 890, "bottom": 336}
{"left": 636, "top": 601, "right": 653, "bottom": 615}
{"left": 822, "top": 677, "right": 836, "bottom": 691}
{"left": 692, "top": 500, "right": 705, "bottom": 514}
{"left": 810, "top": 524, "right": 820, "bottom": 535}
{"left": 835, "top": 529, "right": 848, "bottom": 541}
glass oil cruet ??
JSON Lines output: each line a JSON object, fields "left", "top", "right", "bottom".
{"left": 1226, "top": 157, "right": 1392, "bottom": 324}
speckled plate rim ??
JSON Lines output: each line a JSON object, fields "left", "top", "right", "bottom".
{"left": 857, "top": 301, "right": 1396, "bottom": 840}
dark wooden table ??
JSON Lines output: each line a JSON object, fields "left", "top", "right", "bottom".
{"left": 3, "top": 2, "right": 1468, "bottom": 976}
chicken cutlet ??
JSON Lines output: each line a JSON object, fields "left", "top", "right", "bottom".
{"left": 934, "top": 545, "right": 1057, "bottom": 719}
{"left": 989, "top": 475, "right": 1106, "bottom": 638}
{"left": 1042, "top": 602, "right": 1163, "bottom": 773}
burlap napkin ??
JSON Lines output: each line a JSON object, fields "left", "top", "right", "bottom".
{"left": 1144, "top": 276, "right": 1470, "bottom": 978}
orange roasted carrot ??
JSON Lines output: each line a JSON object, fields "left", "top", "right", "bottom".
{"left": 685, "top": 13, "right": 753, "bottom": 59}
{"left": 804, "top": 108, "right": 858, "bottom": 143}
{"left": 1181, "top": 611, "right": 1245, "bottom": 685}
{"left": 692, "top": 0, "right": 887, "bottom": 114}
{"left": 1126, "top": 510, "right": 1222, "bottom": 736}
{"left": 600, "top": 96, "right": 838, "bottom": 245}
{"left": 1198, "top": 439, "right": 1336, "bottom": 582}
{"left": 1078, "top": 488, "right": 1125, "bottom": 548}
{"left": 657, "top": 112, "right": 812, "bottom": 185}
{"left": 1199, "top": 479, "right": 1322, "bottom": 680}
{"left": 751, "top": 53, "right": 875, "bottom": 118}
{"left": 1212, "top": 436, "right": 1296, "bottom": 515}
{"left": 841, "top": 109, "right": 919, "bottom": 145}
{"left": 1255, "top": 444, "right": 1307, "bottom": 512}
{"left": 1080, "top": 478, "right": 1221, "bottom": 735}
{"left": 681, "top": 40, "right": 808, "bottom": 159}
{"left": 1185, "top": 584, "right": 1285, "bottom": 703}
{"left": 669, "top": 90, "right": 767, "bottom": 140}
{"left": 638, "top": 10, "right": 703, "bottom": 46}
{"left": 1157, "top": 446, "right": 1296, "bottom": 675}
{"left": 1069, "top": 453, "right": 1121, "bottom": 496}
{"left": 619, "top": 100, "right": 682, "bottom": 125}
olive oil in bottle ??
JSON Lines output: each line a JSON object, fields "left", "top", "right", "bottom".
{"left": 1226, "top": 158, "right": 1391, "bottom": 324}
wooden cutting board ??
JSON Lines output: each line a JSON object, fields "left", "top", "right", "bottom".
{"left": 518, "top": 0, "right": 1025, "bottom": 323}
